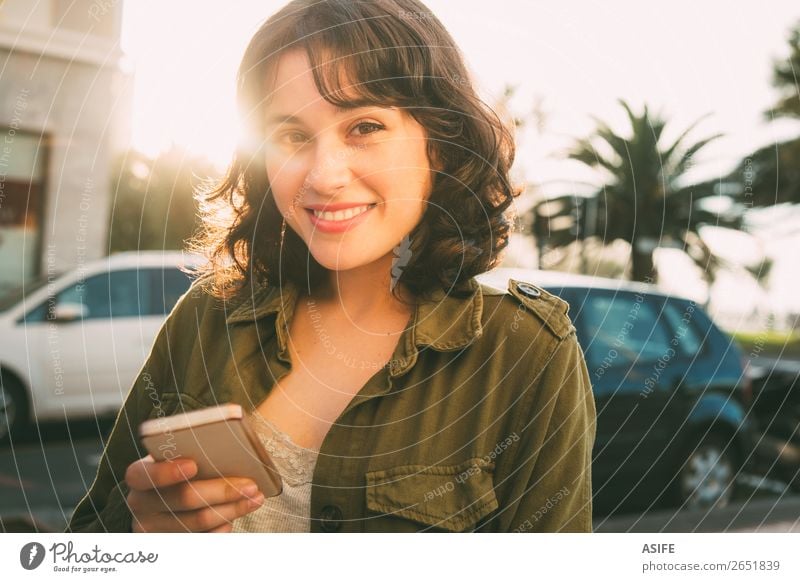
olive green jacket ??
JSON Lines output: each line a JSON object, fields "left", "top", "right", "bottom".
{"left": 64, "top": 274, "right": 596, "bottom": 533}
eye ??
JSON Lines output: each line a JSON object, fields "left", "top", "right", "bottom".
{"left": 281, "top": 131, "right": 309, "bottom": 145}
{"left": 351, "top": 121, "right": 384, "bottom": 137}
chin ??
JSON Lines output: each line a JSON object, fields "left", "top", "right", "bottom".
{"left": 309, "top": 249, "right": 373, "bottom": 272}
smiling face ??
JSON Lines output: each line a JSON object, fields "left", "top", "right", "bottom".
{"left": 262, "top": 49, "right": 435, "bottom": 275}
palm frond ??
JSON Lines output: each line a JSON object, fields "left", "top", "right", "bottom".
{"left": 567, "top": 138, "right": 620, "bottom": 176}
{"left": 669, "top": 133, "right": 723, "bottom": 178}
{"left": 661, "top": 111, "right": 714, "bottom": 164}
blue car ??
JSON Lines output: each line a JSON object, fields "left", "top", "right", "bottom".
{"left": 477, "top": 268, "right": 758, "bottom": 513}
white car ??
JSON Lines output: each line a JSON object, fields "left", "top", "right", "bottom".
{"left": 0, "top": 251, "right": 203, "bottom": 444}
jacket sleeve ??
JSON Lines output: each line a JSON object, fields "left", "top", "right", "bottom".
{"left": 63, "top": 314, "right": 172, "bottom": 533}
{"left": 501, "top": 331, "right": 597, "bottom": 532}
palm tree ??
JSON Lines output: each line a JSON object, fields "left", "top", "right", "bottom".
{"left": 769, "top": 19, "right": 800, "bottom": 121}
{"left": 559, "top": 99, "right": 734, "bottom": 282}
{"left": 726, "top": 20, "right": 800, "bottom": 207}
{"left": 704, "top": 20, "right": 800, "bottom": 209}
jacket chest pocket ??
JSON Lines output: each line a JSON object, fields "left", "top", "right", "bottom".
{"left": 365, "top": 457, "right": 499, "bottom": 532}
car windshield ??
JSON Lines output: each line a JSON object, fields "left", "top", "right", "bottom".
{"left": 0, "top": 276, "right": 52, "bottom": 312}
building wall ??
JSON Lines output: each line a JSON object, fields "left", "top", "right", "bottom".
{"left": 0, "top": 0, "right": 128, "bottom": 294}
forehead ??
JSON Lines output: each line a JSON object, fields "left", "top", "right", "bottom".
{"left": 264, "top": 49, "right": 360, "bottom": 111}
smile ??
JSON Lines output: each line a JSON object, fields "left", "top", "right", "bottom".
{"left": 305, "top": 203, "right": 377, "bottom": 234}
{"left": 310, "top": 204, "right": 376, "bottom": 221}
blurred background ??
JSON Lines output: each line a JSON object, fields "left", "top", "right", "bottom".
{"left": 1, "top": 0, "right": 800, "bottom": 532}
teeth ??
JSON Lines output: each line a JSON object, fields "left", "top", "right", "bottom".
{"left": 312, "top": 204, "right": 373, "bottom": 222}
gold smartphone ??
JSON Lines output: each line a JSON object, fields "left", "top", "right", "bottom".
{"left": 139, "top": 403, "right": 282, "bottom": 497}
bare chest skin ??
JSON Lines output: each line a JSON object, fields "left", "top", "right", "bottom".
{"left": 254, "top": 296, "right": 412, "bottom": 451}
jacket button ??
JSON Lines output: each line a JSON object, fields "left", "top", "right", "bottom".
{"left": 516, "top": 282, "right": 541, "bottom": 298}
{"left": 319, "top": 505, "right": 343, "bottom": 532}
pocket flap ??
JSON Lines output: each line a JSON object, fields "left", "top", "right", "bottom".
{"left": 365, "top": 457, "right": 499, "bottom": 532}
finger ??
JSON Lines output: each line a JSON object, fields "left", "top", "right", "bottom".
{"left": 125, "top": 456, "right": 198, "bottom": 492}
{"left": 128, "top": 477, "right": 260, "bottom": 514}
{"left": 208, "top": 523, "right": 234, "bottom": 533}
{"left": 137, "top": 495, "right": 266, "bottom": 532}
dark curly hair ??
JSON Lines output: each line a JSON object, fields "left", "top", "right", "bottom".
{"left": 189, "top": 0, "right": 522, "bottom": 305}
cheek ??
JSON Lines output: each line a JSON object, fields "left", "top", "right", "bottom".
{"left": 384, "top": 138, "right": 434, "bottom": 196}
{"left": 366, "top": 146, "right": 431, "bottom": 194}
{"left": 265, "top": 157, "right": 306, "bottom": 212}
{"left": 380, "top": 196, "right": 428, "bottom": 234}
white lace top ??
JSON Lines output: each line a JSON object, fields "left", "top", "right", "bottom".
{"left": 232, "top": 413, "right": 319, "bottom": 533}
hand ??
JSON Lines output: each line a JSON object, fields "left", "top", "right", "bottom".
{"left": 125, "top": 455, "right": 265, "bottom": 532}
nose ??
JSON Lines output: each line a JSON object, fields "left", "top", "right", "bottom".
{"left": 304, "top": 138, "right": 353, "bottom": 197}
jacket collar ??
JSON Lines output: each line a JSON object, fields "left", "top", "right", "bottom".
{"left": 224, "top": 277, "right": 485, "bottom": 378}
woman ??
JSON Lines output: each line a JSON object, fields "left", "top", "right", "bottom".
{"left": 65, "top": 0, "right": 596, "bottom": 533}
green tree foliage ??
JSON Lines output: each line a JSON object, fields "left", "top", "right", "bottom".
{"left": 727, "top": 138, "right": 800, "bottom": 207}
{"left": 107, "top": 145, "right": 218, "bottom": 253}
{"left": 715, "top": 20, "right": 800, "bottom": 208}
{"left": 769, "top": 20, "right": 800, "bottom": 120}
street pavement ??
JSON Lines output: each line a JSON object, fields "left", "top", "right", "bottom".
{"left": 0, "top": 418, "right": 111, "bottom": 532}
{"left": 2, "top": 418, "right": 800, "bottom": 533}
{"left": 595, "top": 494, "right": 800, "bottom": 532}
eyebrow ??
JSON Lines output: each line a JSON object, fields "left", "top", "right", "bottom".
{"left": 265, "top": 104, "right": 391, "bottom": 127}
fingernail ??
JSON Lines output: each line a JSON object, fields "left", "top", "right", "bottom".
{"left": 249, "top": 493, "right": 265, "bottom": 506}
{"left": 241, "top": 483, "right": 259, "bottom": 497}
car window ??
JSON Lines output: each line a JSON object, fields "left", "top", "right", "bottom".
{"left": 149, "top": 267, "right": 194, "bottom": 315}
{"left": 582, "top": 292, "right": 671, "bottom": 369}
{"left": 53, "top": 270, "right": 148, "bottom": 320}
{"left": 661, "top": 299, "right": 703, "bottom": 356}
{"left": 21, "top": 267, "right": 193, "bottom": 323}
{"left": 22, "top": 300, "right": 49, "bottom": 323}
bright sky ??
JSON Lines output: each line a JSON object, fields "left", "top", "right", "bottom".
{"left": 120, "top": 0, "right": 800, "bottom": 321}
{"left": 121, "top": 0, "right": 800, "bottom": 184}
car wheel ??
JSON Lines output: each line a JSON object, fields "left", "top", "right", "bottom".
{"left": 677, "top": 433, "right": 737, "bottom": 511}
{"left": 0, "top": 375, "right": 28, "bottom": 445}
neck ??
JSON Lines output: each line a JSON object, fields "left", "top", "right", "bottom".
{"left": 308, "top": 253, "right": 414, "bottom": 325}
